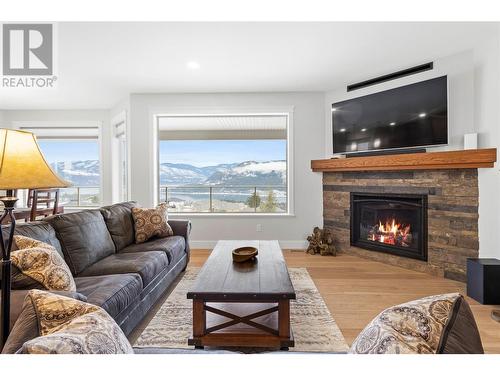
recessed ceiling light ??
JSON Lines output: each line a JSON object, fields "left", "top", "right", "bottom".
{"left": 389, "top": 122, "right": 396, "bottom": 126}
{"left": 187, "top": 61, "right": 200, "bottom": 70}
{"left": 361, "top": 128, "right": 367, "bottom": 132}
{"left": 419, "top": 113, "right": 426, "bottom": 118}
{"left": 340, "top": 128, "right": 346, "bottom": 132}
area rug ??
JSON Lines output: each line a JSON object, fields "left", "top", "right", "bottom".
{"left": 134, "top": 267, "right": 349, "bottom": 353}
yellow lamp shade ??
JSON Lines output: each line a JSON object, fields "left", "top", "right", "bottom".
{"left": 0, "top": 128, "right": 70, "bottom": 190}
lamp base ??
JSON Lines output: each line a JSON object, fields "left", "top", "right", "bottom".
{"left": 0, "top": 196, "right": 17, "bottom": 349}
{"left": 0, "top": 260, "right": 11, "bottom": 347}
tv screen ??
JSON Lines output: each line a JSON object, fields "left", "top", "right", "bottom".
{"left": 332, "top": 76, "right": 448, "bottom": 154}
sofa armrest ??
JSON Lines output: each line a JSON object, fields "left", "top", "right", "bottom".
{"left": 168, "top": 219, "right": 191, "bottom": 258}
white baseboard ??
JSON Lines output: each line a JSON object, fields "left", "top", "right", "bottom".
{"left": 190, "top": 240, "right": 308, "bottom": 250}
{"left": 190, "top": 241, "right": 218, "bottom": 249}
{"left": 278, "top": 240, "right": 308, "bottom": 249}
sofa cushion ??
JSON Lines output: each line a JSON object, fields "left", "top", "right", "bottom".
{"left": 2, "top": 221, "right": 63, "bottom": 256}
{"left": 1, "top": 222, "right": 63, "bottom": 288}
{"left": 44, "top": 210, "right": 116, "bottom": 275}
{"left": 11, "top": 235, "right": 76, "bottom": 292}
{"left": 78, "top": 251, "right": 169, "bottom": 286}
{"left": 1, "top": 290, "right": 87, "bottom": 354}
{"left": 75, "top": 274, "right": 143, "bottom": 319}
{"left": 349, "top": 293, "right": 484, "bottom": 354}
{"left": 100, "top": 201, "right": 138, "bottom": 251}
{"left": 120, "top": 235, "right": 186, "bottom": 264}
{"left": 14, "top": 290, "right": 133, "bottom": 354}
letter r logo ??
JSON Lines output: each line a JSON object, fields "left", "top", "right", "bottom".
{"left": 2, "top": 24, "right": 53, "bottom": 75}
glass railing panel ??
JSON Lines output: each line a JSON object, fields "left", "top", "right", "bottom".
{"left": 211, "top": 186, "right": 256, "bottom": 213}
{"left": 256, "top": 186, "right": 287, "bottom": 213}
{"left": 78, "top": 187, "right": 101, "bottom": 206}
{"left": 162, "top": 185, "right": 287, "bottom": 214}
{"left": 59, "top": 187, "right": 79, "bottom": 207}
{"left": 165, "top": 186, "right": 211, "bottom": 213}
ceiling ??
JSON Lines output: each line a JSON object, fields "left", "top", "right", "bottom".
{"left": 0, "top": 22, "right": 498, "bottom": 110}
{"left": 158, "top": 115, "right": 287, "bottom": 131}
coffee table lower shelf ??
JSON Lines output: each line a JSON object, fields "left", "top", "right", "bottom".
{"left": 188, "top": 299, "right": 294, "bottom": 350}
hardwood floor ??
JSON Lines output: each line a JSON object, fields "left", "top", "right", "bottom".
{"left": 189, "top": 249, "right": 500, "bottom": 354}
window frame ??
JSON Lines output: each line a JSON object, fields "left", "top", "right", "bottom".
{"left": 154, "top": 108, "right": 294, "bottom": 217}
{"left": 12, "top": 121, "right": 104, "bottom": 209}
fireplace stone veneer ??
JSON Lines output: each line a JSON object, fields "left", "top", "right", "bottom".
{"left": 323, "top": 170, "right": 479, "bottom": 282}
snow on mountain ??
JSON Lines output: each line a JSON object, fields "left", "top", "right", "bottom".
{"left": 232, "top": 161, "right": 286, "bottom": 174}
{"left": 49, "top": 160, "right": 100, "bottom": 187}
{"left": 205, "top": 160, "right": 286, "bottom": 186}
{"left": 161, "top": 160, "right": 286, "bottom": 186}
{"left": 159, "top": 163, "right": 207, "bottom": 185}
{"left": 46, "top": 159, "right": 286, "bottom": 188}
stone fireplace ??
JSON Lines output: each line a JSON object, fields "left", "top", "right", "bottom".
{"left": 322, "top": 169, "right": 479, "bottom": 282}
{"left": 312, "top": 149, "right": 496, "bottom": 282}
{"left": 350, "top": 192, "right": 427, "bottom": 262}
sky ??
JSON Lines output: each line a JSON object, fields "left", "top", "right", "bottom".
{"left": 38, "top": 140, "right": 99, "bottom": 163}
{"left": 159, "top": 140, "right": 287, "bottom": 167}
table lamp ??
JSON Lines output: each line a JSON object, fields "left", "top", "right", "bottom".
{"left": 0, "top": 128, "right": 70, "bottom": 347}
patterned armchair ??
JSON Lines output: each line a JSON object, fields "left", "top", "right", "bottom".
{"left": 349, "top": 293, "right": 484, "bottom": 354}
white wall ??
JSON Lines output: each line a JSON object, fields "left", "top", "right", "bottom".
{"left": 0, "top": 110, "right": 113, "bottom": 205}
{"left": 324, "top": 36, "right": 500, "bottom": 258}
{"left": 473, "top": 32, "right": 500, "bottom": 258}
{"left": 324, "top": 50, "right": 475, "bottom": 155}
{"left": 128, "top": 92, "right": 325, "bottom": 249}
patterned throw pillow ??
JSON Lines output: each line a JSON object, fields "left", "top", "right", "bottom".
{"left": 18, "top": 290, "right": 133, "bottom": 354}
{"left": 349, "top": 293, "right": 462, "bottom": 354}
{"left": 131, "top": 203, "right": 173, "bottom": 244}
{"left": 11, "top": 235, "right": 76, "bottom": 292}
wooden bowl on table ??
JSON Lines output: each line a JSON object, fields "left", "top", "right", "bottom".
{"left": 232, "top": 246, "right": 258, "bottom": 262}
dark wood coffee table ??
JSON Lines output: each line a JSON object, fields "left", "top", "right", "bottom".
{"left": 187, "top": 240, "right": 296, "bottom": 349}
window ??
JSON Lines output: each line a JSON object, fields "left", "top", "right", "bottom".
{"left": 158, "top": 114, "right": 289, "bottom": 214}
{"left": 17, "top": 124, "right": 101, "bottom": 207}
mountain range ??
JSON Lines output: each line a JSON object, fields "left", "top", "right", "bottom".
{"left": 50, "top": 160, "right": 100, "bottom": 187}
{"left": 49, "top": 159, "right": 286, "bottom": 187}
{"left": 161, "top": 160, "right": 286, "bottom": 186}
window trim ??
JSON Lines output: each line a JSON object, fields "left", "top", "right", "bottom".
{"left": 153, "top": 107, "right": 295, "bottom": 216}
{"left": 111, "top": 111, "right": 130, "bottom": 203}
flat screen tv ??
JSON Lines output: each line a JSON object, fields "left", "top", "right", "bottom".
{"left": 332, "top": 76, "right": 448, "bottom": 155}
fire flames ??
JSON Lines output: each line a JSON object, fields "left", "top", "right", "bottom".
{"left": 368, "top": 219, "right": 412, "bottom": 247}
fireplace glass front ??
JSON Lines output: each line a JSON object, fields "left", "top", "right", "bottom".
{"left": 350, "top": 193, "right": 427, "bottom": 261}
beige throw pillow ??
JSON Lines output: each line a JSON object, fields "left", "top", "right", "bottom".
{"left": 131, "top": 203, "right": 173, "bottom": 244}
{"left": 11, "top": 235, "right": 76, "bottom": 292}
{"left": 19, "top": 290, "right": 133, "bottom": 354}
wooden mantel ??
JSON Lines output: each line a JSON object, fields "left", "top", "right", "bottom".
{"left": 311, "top": 148, "right": 497, "bottom": 172}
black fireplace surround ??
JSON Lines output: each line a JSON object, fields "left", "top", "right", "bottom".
{"left": 350, "top": 192, "right": 428, "bottom": 261}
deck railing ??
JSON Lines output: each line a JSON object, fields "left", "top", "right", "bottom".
{"left": 8, "top": 186, "right": 100, "bottom": 210}
{"left": 160, "top": 185, "right": 287, "bottom": 213}
{"left": 58, "top": 186, "right": 101, "bottom": 207}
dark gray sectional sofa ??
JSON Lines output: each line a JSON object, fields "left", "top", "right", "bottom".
{"left": 2, "top": 201, "right": 190, "bottom": 336}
